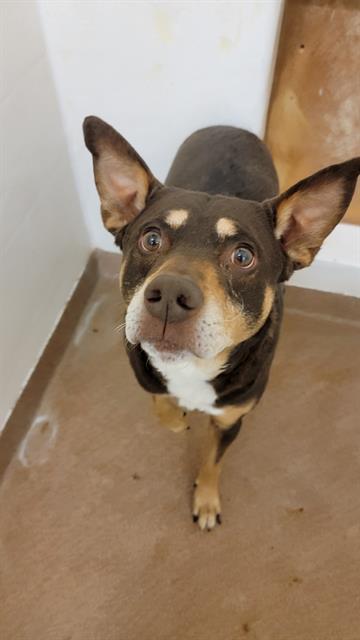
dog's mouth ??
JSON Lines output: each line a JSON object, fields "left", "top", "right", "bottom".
{"left": 141, "top": 339, "right": 191, "bottom": 363}
{"left": 139, "top": 331, "right": 200, "bottom": 359}
{"left": 146, "top": 338, "right": 185, "bottom": 353}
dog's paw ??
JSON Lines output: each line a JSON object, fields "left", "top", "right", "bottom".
{"left": 163, "top": 410, "right": 189, "bottom": 433}
{"left": 167, "top": 418, "right": 189, "bottom": 433}
{"left": 192, "top": 475, "right": 222, "bottom": 531}
{"left": 153, "top": 396, "right": 189, "bottom": 433}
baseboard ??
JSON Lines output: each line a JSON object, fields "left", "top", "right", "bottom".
{"left": 0, "top": 253, "right": 99, "bottom": 478}
{"left": 290, "top": 222, "right": 360, "bottom": 298}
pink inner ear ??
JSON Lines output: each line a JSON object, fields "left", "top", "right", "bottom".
{"left": 280, "top": 179, "right": 345, "bottom": 251}
{"left": 108, "top": 171, "right": 137, "bottom": 203}
{"left": 281, "top": 214, "right": 302, "bottom": 250}
{"left": 104, "top": 160, "right": 150, "bottom": 219}
{"left": 122, "top": 189, "right": 138, "bottom": 213}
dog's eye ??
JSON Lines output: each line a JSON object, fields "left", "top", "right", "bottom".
{"left": 139, "top": 229, "right": 163, "bottom": 253}
{"left": 231, "top": 246, "right": 255, "bottom": 268}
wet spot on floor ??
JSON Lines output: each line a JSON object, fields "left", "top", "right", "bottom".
{"left": 18, "top": 415, "right": 58, "bottom": 467}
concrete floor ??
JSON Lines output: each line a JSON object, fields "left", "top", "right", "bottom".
{"left": 1, "top": 252, "right": 360, "bottom": 640}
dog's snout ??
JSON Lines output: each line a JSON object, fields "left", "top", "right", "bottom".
{"left": 144, "top": 274, "right": 203, "bottom": 323}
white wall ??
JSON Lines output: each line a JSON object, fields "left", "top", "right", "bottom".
{"left": 38, "top": 0, "right": 284, "bottom": 252}
{"left": 0, "top": 1, "right": 91, "bottom": 430}
{"left": 291, "top": 223, "right": 360, "bottom": 297}
{"left": 36, "top": 1, "right": 360, "bottom": 298}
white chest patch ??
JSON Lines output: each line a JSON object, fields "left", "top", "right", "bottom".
{"left": 142, "top": 344, "right": 223, "bottom": 415}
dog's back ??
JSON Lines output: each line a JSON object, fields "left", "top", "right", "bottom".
{"left": 166, "top": 125, "right": 279, "bottom": 202}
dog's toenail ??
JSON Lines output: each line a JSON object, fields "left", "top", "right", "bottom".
{"left": 186, "top": 425, "right": 191, "bottom": 430}
{"left": 216, "top": 514, "right": 222, "bottom": 525}
{"left": 192, "top": 514, "right": 199, "bottom": 523}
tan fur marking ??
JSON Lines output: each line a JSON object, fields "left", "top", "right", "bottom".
{"left": 119, "top": 258, "right": 127, "bottom": 289}
{"left": 193, "top": 398, "right": 257, "bottom": 530}
{"left": 200, "top": 262, "right": 275, "bottom": 346}
{"left": 165, "top": 209, "right": 189, "bottom": 229}
{"left": 193, "top": 424, "right": 222, "bottom": 530}
{"left": 216, "top": 217, "right": 237, "bottom": 239}
{"left": 152, "top": 395, "right": 188, "bottom": 433}
{"left": 214, "top": 399, "right": 256, "bottom": 429}
{"left": 260, "top": 285, "right": 275, "bottom": 324}
{"left": 200, "top": 262, "right": 251, "bottom": 341}
{"left": 146, "top": 255, "right": 199, "bottom": 283}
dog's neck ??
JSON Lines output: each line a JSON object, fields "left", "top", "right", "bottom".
{"left": 141, "top": 342, "right": 227, "bottom": 415}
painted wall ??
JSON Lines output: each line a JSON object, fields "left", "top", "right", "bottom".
{"left": 0, "top": 1, "right": 91, "bottom": 430}
{"left": 38, "top": 0, "right": 284, "bottom": 252}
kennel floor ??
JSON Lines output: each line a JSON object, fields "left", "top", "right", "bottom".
{"left": 1, "top": 252, "right": 360, "bottom": 640}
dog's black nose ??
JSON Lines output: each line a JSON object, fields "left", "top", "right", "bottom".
{"left": 144, "top": 273, "right": 204, "bottom": 323}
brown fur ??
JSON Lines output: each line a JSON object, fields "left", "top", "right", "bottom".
{"left": 152, "top": 395, "right": 188, "bottom": 433}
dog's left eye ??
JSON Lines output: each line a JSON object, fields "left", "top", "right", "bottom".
{"left": 231, "top": 246, "right": 255, "bottom": 268}
{"left": 139, "top": 229, "right": 163, "bottom": 253}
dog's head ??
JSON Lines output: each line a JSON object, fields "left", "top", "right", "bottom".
{"left": 84, "top": 116, "right": 359, "bottom": 361}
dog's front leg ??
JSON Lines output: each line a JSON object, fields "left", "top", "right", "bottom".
{"left": 193, "top": 401, "right": 255, "bottom": 531}
{"left": 152, "top": 395, "right": 189, "bottom": 433}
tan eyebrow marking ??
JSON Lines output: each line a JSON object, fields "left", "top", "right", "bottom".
{"left": 216, "top": 217, "right": 237, "bottom": 239}
{"left": 165, "top": 209, "right": 189, "bottom": 229}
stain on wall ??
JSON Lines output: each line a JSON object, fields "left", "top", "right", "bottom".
{"left": 265, "top": 0, "right": 360, "bottom": 224}
{"left": 153, "top": 7, "right": 173, "bottom": 44}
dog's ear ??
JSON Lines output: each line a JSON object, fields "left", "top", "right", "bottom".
{"left": 83, "top": 116, "right": 160, "bottom": 234}
{"left": 269, "top": 158, "right": 360, "bottom": 269}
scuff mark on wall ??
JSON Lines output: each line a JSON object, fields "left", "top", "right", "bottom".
{"left": 219, "top": 35, "right": 232, "bottom": 51}
{"left": 153, "top": 7, "right": 173, "bottom": 44}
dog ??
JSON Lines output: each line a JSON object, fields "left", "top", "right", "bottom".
{"left": 83, "top": 116, "right": 359, "bottom": 530}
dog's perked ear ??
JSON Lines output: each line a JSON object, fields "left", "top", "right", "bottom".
{"left": 83, "top": 116, "right": 159, "bottom": 234}
{"left": 269, "top": 158, "right": 360, "bottom": 269}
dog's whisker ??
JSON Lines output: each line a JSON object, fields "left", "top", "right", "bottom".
{"left": 113, "top": 321, "right": 126, "bottom": 333}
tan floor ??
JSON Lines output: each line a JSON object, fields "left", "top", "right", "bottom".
{"left": 1, "top": 252, "right": 360, "bottom": 640}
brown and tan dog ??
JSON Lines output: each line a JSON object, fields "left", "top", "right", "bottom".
{"left": 84, "top": 117, "right": 359, "bottom": 530}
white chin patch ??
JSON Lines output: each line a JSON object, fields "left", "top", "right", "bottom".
{"left": 141, "top": 342, "right": 189, "bottom": 364}
{"left": 142, "top": 342, "right": 223, "bottom": 415}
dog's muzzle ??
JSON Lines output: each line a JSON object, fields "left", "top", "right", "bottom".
{"left": 144, "top": 273, "right": 204, "bottom": 324}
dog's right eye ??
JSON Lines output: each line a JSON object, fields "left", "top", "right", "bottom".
{"left": 139, "top": 229, "right": 163, "bottom": 253}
